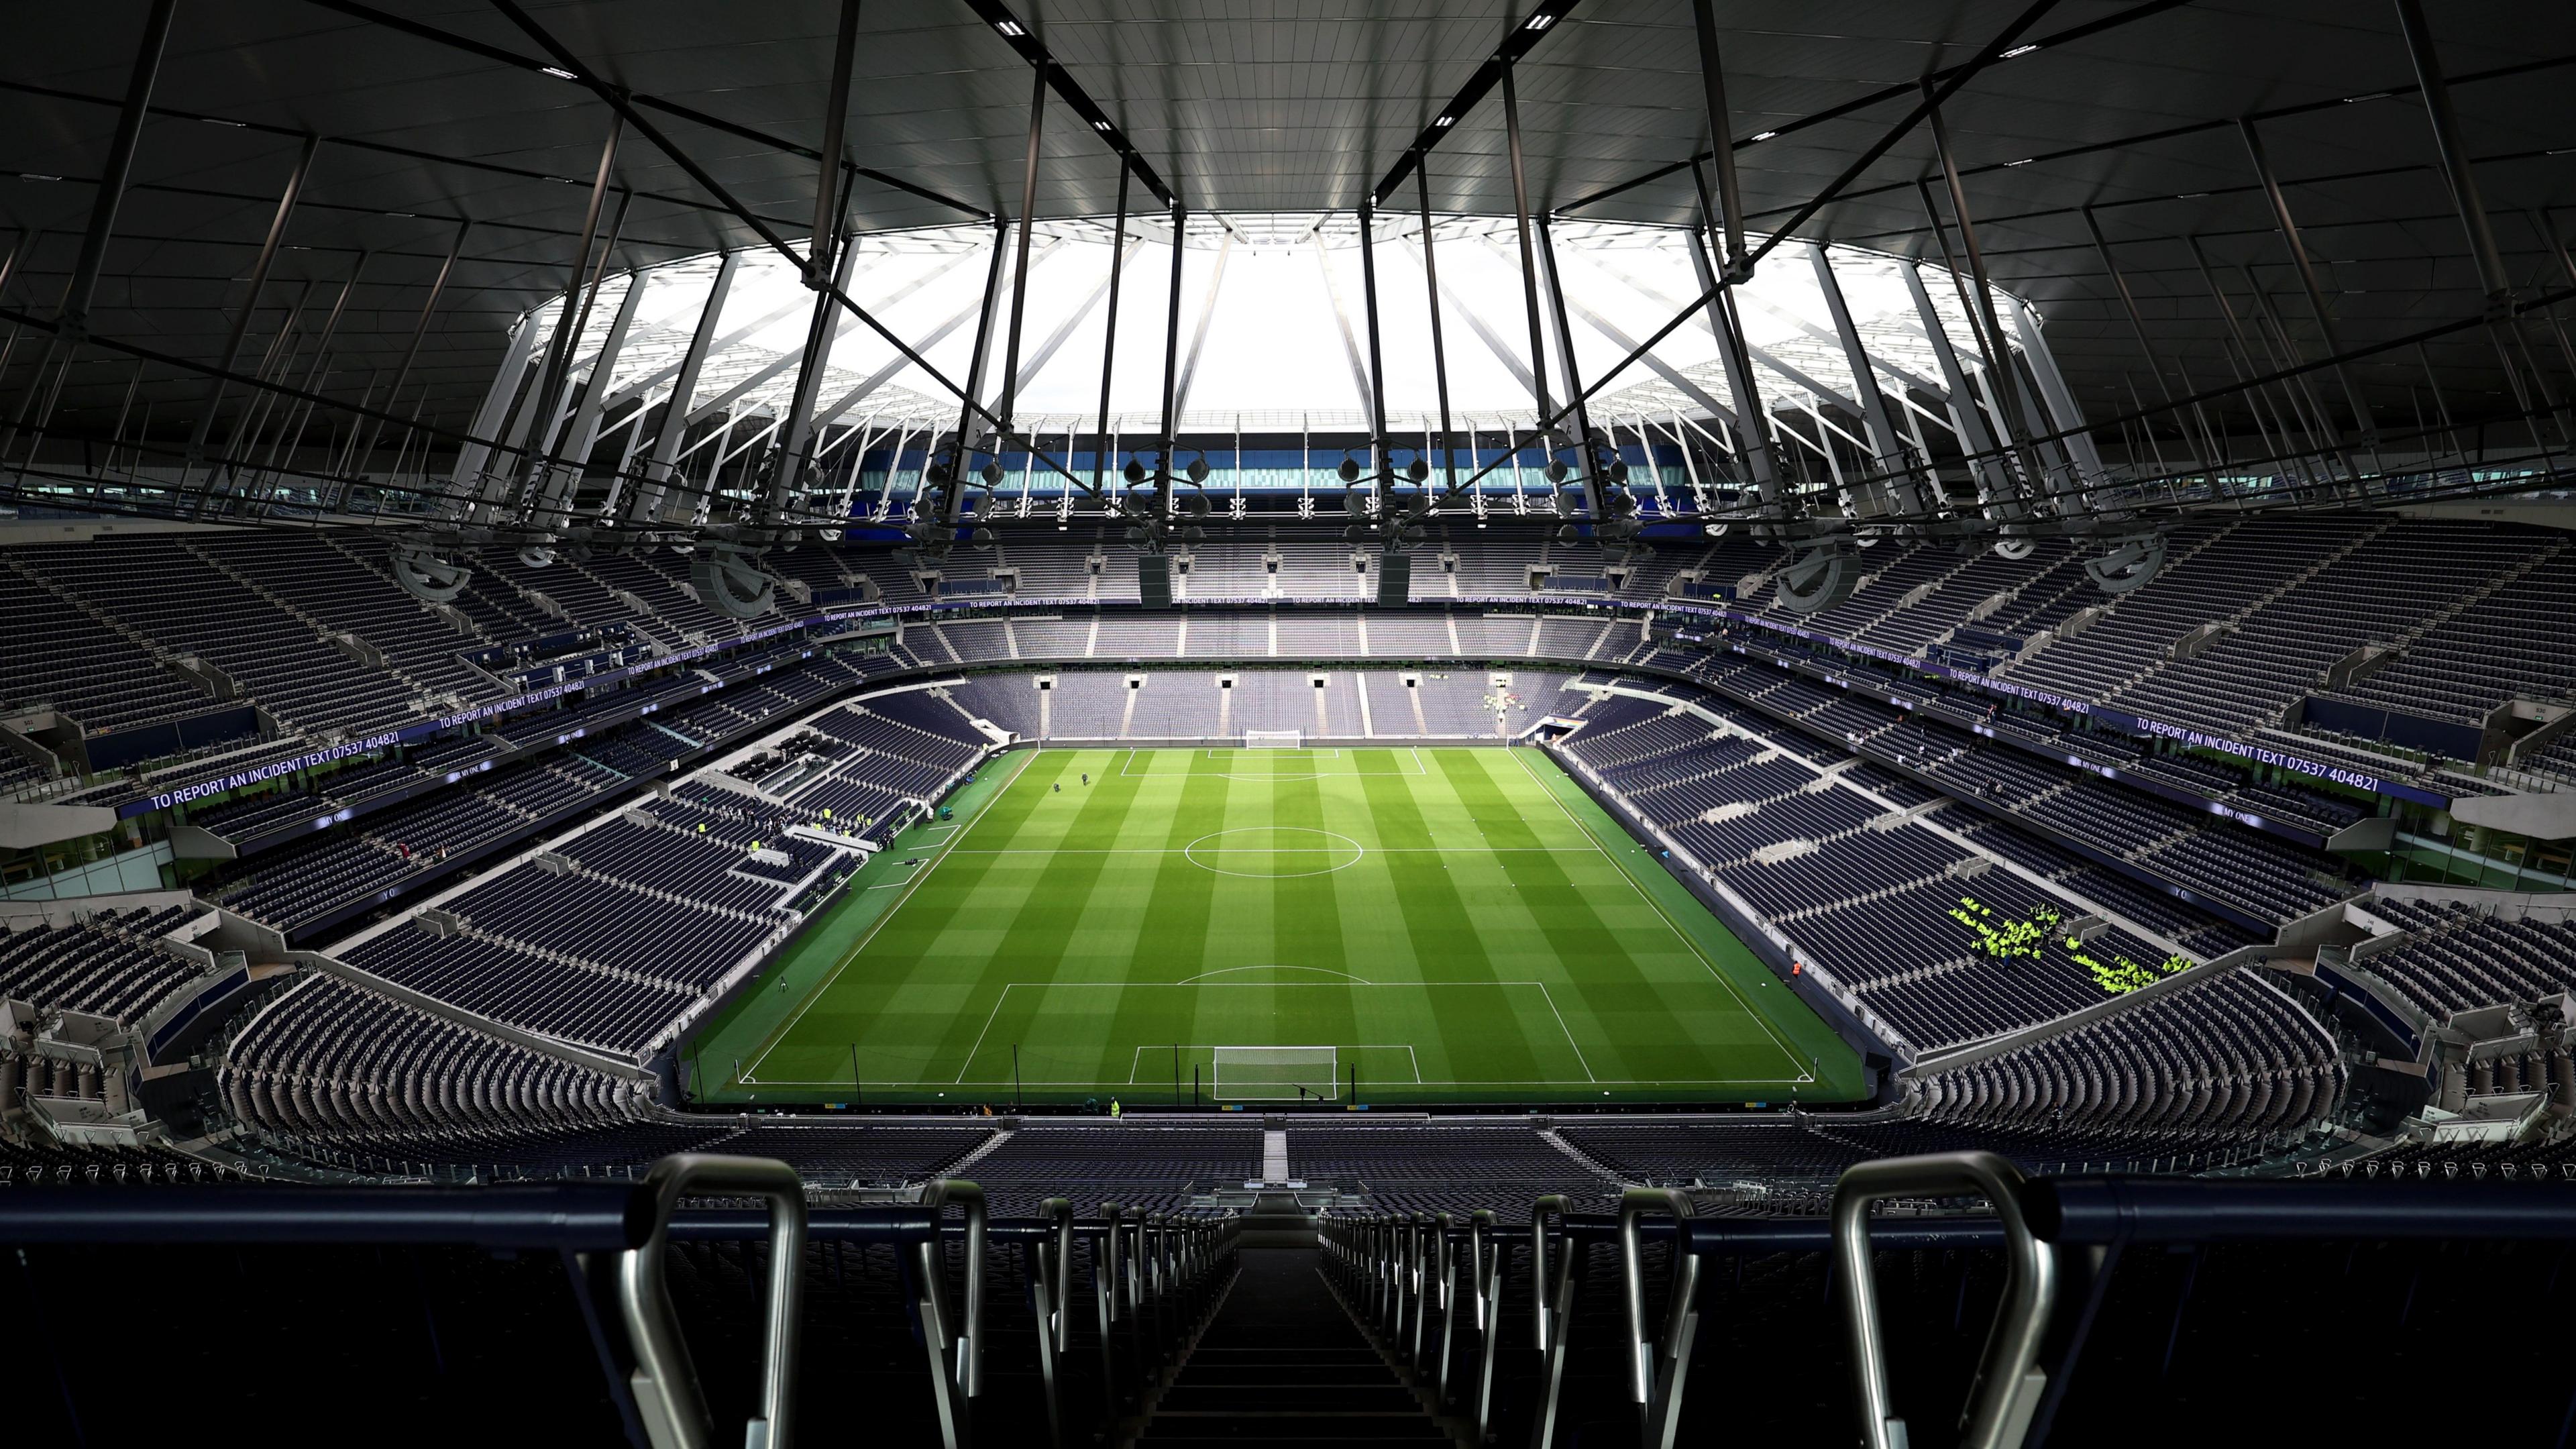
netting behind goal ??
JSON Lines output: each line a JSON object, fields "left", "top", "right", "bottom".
{"left": 1244, "top": 729, "right": 1303, "bottom": 749}
{"left": 1212, "top": 1046, "right": 1339, "bottom": 1100}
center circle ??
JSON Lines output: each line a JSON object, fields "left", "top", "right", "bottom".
{"left": 1183, "top": 826, "right": 1366, "bottom": 878}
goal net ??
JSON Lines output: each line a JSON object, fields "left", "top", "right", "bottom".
{"left": 1244, "top": 729, "right": 1303, "bottom": 749}
{"left": 1212, "top": 1045, "right": 1339, "bottom": 1101}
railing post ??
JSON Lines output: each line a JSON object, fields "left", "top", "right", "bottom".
{"left": 1471, "top": 1210, "right": 1502, "bottom": 1445}
{"left": 1433, "top": 1212, "right": 1459, "bottom": 1403}
{"left": 1530, "top": 1194, "right": 1578, "bottom": 1449}
{"left": 1617, "top": 1188, "right": 1702, "bottom": 1449}
{"left": 912, "top": 1179, "right": 988, "bottom": 1449}
{"left": 1095, "top": 1202, "right": 1126, "bottom": 1419}
{"left": 1030, "top": 1197, "right": 1072, "bottom": 1449}
{"left": 1833, "top": 1152, "right": 2055, "bottom": 1449}
{"left": 614, "top": 1154, "right": 806, "bottom": 1449}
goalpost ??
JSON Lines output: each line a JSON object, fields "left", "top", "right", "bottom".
{"left": 1244, "top": 729, "right": 1303, "bottom": 749}
{"left": 1212, "top": 1045, "right": 1340, "bottom": 1101}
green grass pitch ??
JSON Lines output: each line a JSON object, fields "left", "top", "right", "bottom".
{"left": 687, "top": 746, "right": 1863, "bottom": 1106}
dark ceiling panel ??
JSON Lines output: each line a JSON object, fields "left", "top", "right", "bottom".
{"left": 0, "top": 0, "right": 2567, "bottom": 449}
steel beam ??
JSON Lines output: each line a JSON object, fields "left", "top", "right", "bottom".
{"left": 2237, "top": 260, "right": 2353, "bottom": 484}
{"left": 690, "top": 246, "right": 987, "bottom": 433}
{"left": 627, "top": 250, "right": 739, "bottom": 527}
{"left": 2000, "top": 292, "right": 2110, "bottom": 492}
{"left": 1016, "top": 237, "right": 1136, "bottom": 401}
{"left": 353, "top": 219, "right": 468, "bottom": 476}
{"left": 536, "top": 262, "right": 650, "bottom": 530}
{"left": 1534, "top": 214, "right": 1601, "bottom": 513}
{"left": 1921, "top": 92, "right": 2061, "bottom": 508}
{"left": 814, "top": 245, "right": 1066, "bottom": 433}
{"left": 1553, "top": 290, "right": 1737, "bottom": 432}
{"left": 1414, "top": 166, "right": 1457, "bottom": 484}
{"left": 1358, "top": 201, "right": 1391, "bottom": 476}
{"left": 1902, "top": 262, "right": 2017, "bottom": 517}
{"left": 265, "top": 250, "right": 369, "bottom": 487}
{"left": 449, "top": 311, "right": 543, "bottom": 511}
{"left": 955, "top": 0, "right": 1171, "bottom": 207}
{"left": 769, "top": 216, "right": 860, "bottom": 517}
{"left": 1173, "top": 234, "right": 1233, "bottom": 423}
{"left": 1688, "top": 0, "right": 1748, "bottom": 276}
{"left": 1683, "top": 205, "right": 1778, "bottom": 506}
{"left": 2238, "top": 116, "right": 2379, "bottom": 445}
{"left": 2183, "top": 235, "right": 2308, "bottom": 480}
{"left": 496, "top": 117, "right": 623, "bottom": 523}
{"left": 1806, "top": 241, "right": 1921, "bottom": 518}
{"left": 486, "top": 0, "right": 1097, "bottom": 506}
{"left": 2082, "top": 207, "right": 2220, "bottom": 470}
{"left": 2392, "top": 0, "right": 2512, "bottom": 307}
{"left": 0, "top": 0, "right": 174, "bottom": 474}
{"left": 758, "top": 0, "right": 865, "bottom": 531}
{"left": 1412, "top": 251, "right": 1536, "bottom": 398}
{"left": 1371, "top": 0, "right": 1581, "bottom": 203}
{"left": 1501, "top": 59, "right": 1554, "bottom": 429}
{"left": 1426, "top": 3, "right": 2070, "bottom": 513}
{"left": 807, "top": 0, "right": 861, "bottom": 287}
{"left": 945, "top": 214, "right": 1012, "bottom": 521}
{"left": 997, "top": 58, "right": 1047, "bottom": 431}
{"left": 1094, "top": 167, "right": 1132, "bottom": 489}
{"left": 180, "top": 133, "right": 321, "bottom": 502}
{"left": 1155, "top": 199, "right": 1187, "bottom": 516}
{"left": 2392, "top": 0, "right": 2567, "bottom": 443}
{"left": 1315, "top": 233, "right": 1377, "bottom": 421}
{"left": 64, "top": 1, "right": 177, "bottom": 325}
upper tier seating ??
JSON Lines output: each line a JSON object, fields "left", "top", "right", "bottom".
{"left": 6, "top": 514, "right": 2573, "bottom": 794}
{"left": 0, "top": 905, "right": 201, "bottom": 1024}
{"left": 2353, "top": 898, "right": 2576, "bottom": 1020}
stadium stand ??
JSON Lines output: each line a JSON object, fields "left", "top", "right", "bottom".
{"left": 13, "top": 7, "right": 2576, "bottom": 1442}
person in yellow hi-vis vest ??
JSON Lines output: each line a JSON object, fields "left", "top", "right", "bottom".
{"left": 1109, "top": 1098, "right": 1122, "bottom": 1119}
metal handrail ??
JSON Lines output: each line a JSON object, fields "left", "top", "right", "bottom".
{"left": 1529, "top": 1193, "right": 1569, "bottom": 1354}
{"left": 914, "top": 1177, "right": 988, "bottom": 1448}
{"left": 1833, "top": 1151, "right": 2055, "bottom": 1449}
{"left": 616, "top": 1153, "right": 807, "bottom": 1449}
{"left": 1616, "top": 1188, "right": 1700, "bottom": 1449}
{"left": 1031, "top": 1197, "right": 1075, "bottom": 1449}
{"left": 1467, "top": 1209, "right": 1501, "bottom": 1444}
{"left": 0, "top": 1183, "right": 651, "bottom": 1246}
{"left": 1430, "top": 1210, "right": 1457, "bottom": 1399}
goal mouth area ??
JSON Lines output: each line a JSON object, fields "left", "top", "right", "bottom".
{"left": 1211, "top": 1045, "right": 1340, "bottom": 1101}
{"left": 1243, "top": 730, "right": 1305, "bottom": 749}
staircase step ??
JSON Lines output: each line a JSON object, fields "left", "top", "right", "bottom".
{"left": 1133, "top": 1245, "right": 1457, "bottom": 1446}
{"left": 1142, "top": 1417, "right": 1448, "bottom": 1440}
{"left": 1157, "top": 1385, "right": 1419, "bottom": 1411}
{"left": 1176, "top": 1364, "right": 1402, "bottom": 1385}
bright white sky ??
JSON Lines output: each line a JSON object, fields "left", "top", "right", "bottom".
{"left": 523, "top": 212, "right": 2022, "bottom": 438}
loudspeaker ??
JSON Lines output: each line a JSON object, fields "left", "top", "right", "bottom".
{"left": 1375, "top": 551, "right": 1411, "bottom": 606}
{"left": 1138, "top": 553, "right": 1172, "bottom": 607}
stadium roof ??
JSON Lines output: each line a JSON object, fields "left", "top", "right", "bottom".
{"left": 5, "top": 0, "right": 2572, "bottom": 450}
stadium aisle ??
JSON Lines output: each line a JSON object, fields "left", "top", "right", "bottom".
{"left": 1138, "top": 1245, "right": 1455, "bottom": 1444}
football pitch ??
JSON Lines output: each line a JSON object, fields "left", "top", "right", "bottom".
{"left": 688, "top": 746, "right": 1862, "bottom": 1106}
